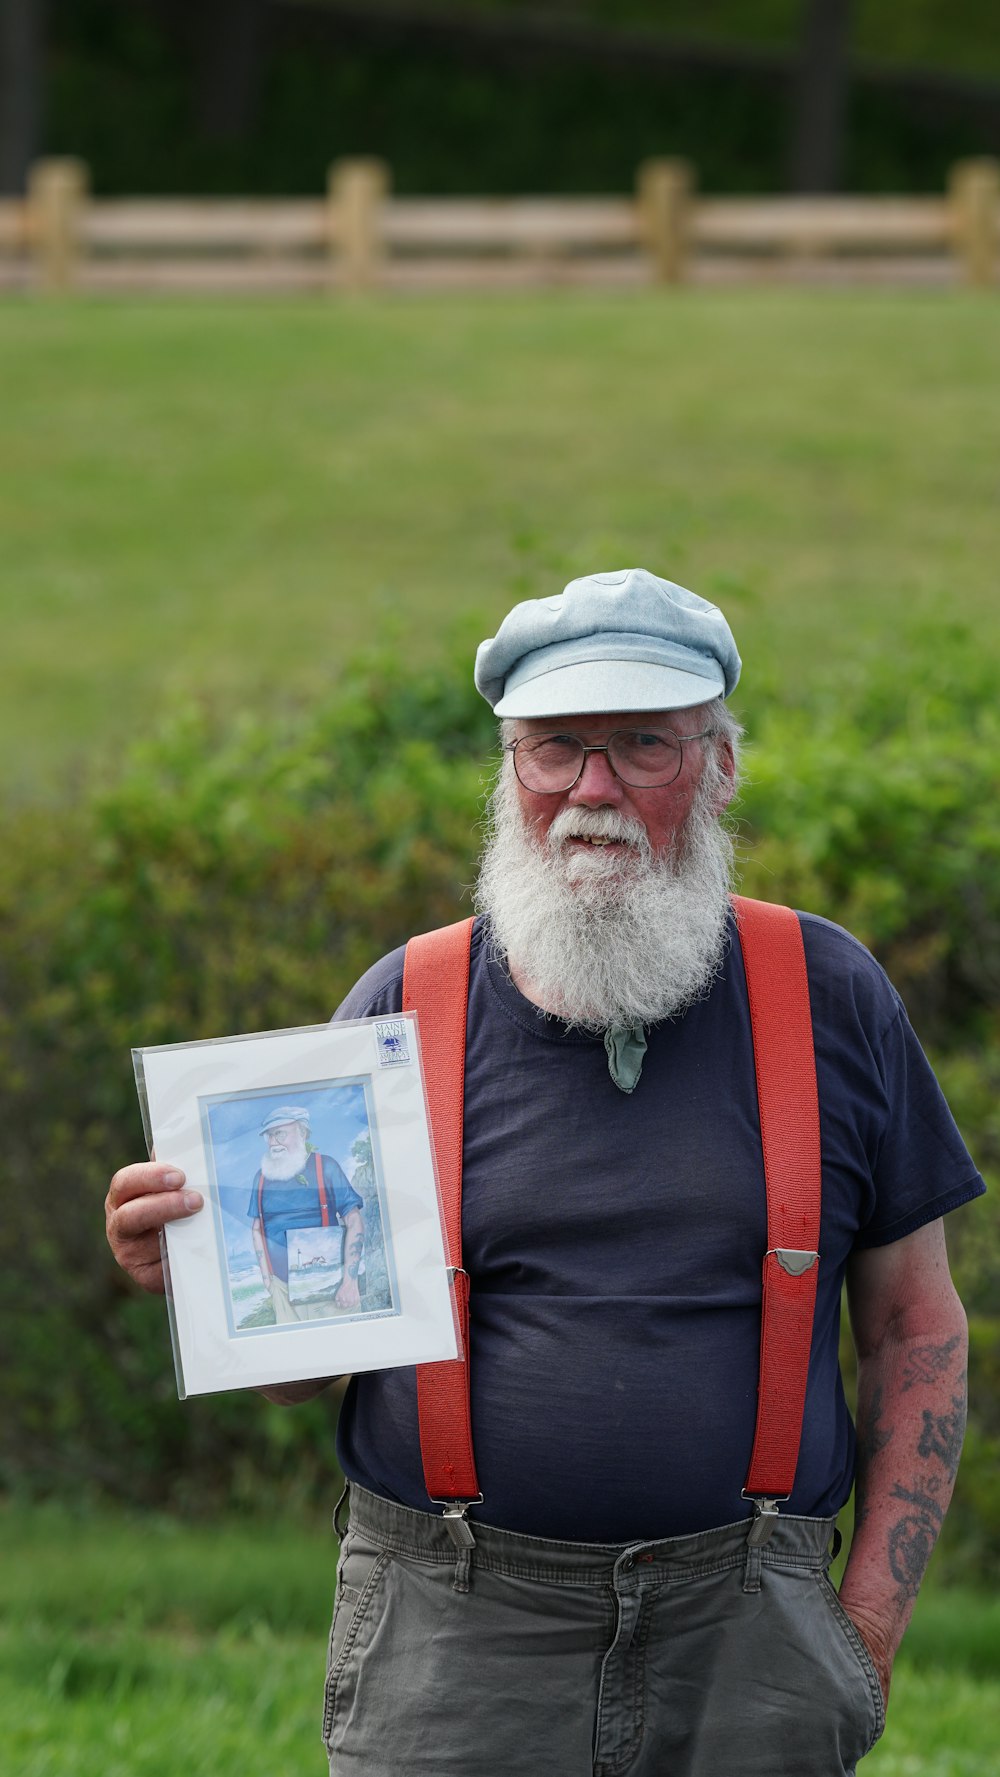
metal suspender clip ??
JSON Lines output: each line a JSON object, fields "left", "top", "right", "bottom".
{"left": 741, "top": 1494, "right": 786, "bottom": 1592}
{"left": 770, "top": 1248, "right": 819, "bottom": 1276}
{"left": 431, "top": 1494, "right": 484, "bottom": 1593}
{"left": 431, "top": 1488, "right": 483, "bottom": 1547}
{"left": 434, "top": 1499, "right": 481, "bottom": 1549}
{"left": 744, "top": 1495, "right": 783, "bottom": 1546}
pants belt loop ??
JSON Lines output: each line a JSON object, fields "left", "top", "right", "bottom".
{"left": 452, "top": 1544, "right": 472, "bottom": 1593}
{"left": 333, "top": 1480, "right": 351, "bottom": 1541}
{"left": 742, "top": 1538, "right": 762, "bottom": 1593}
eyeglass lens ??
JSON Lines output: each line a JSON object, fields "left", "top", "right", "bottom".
{"left": 513, "top": 729, "right": 685, "bottom": 792}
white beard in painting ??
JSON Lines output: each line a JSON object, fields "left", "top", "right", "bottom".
{"left": 260, "top": 1127, "right": 311, "bottom": 1181}
{"left": 475, "top": 763, "right": 735, "bottom": 1032}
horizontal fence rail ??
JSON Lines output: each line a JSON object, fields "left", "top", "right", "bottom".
{"left": 1, "top": 157, "right": 997, "bottom": 294}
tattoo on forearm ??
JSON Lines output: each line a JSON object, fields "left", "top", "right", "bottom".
{"left": 888, "top": 1498, "right": 939, "bottom": 1599}
{"left": 347, "top": 1234, "right": 364, "bottom": 1280}
{"left": 916, "top": 1388, "right": 967, "bottom": 1483}
{"left": 900, "top": 1335, "right": 962, "bottom": 1393}
{"left": 888, "top": 1478, "right": 947, "bottom": 1599}
{"left": 885, "top": 1379, "right": 967, "bottom": 1603}
{"left": 890, "top": 1478, "right": 945, "bottom": 1526}
{"left": 857, "top": 1384, "right": 894, "bottom": 1462}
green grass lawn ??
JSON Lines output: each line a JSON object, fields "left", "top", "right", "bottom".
{"left": 2, "top": 292, "right": 998, "bottom": 798}
{"left": 2, "top": 1506, "right": 998, "bottom": 1776}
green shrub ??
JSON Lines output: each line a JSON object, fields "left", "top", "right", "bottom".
{"left": 0, "top": 632, "right": 493, "bottom": 1508}
{"left": 738, "top": 624, "right": 1000, "bottom": 1049}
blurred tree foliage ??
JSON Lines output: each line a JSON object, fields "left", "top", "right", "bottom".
{"left": 0, "top": 624, "right": 996, "bottom": 1570}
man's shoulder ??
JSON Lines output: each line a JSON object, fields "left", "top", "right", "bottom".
{"left": 333, "top": 944, "right": 408, "bottom": 1022}
{"left": 793, "top": 909, "right": 903, "bottom": 1044}
{"left": 794, "top": 909, "right": 886, "bottom": 976}
{"left": 313, "top": 1149, "right": 349, "bottom": 1172}
{"left": 332, "top": 917, "right": 485, "bottom": 1024}
{"left": 312, "top": 1151, "right": 359, "bottom": 1195}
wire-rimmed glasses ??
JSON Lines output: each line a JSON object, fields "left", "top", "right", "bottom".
{"left": 504, "top": 727, "right": 715, "bottom": 794}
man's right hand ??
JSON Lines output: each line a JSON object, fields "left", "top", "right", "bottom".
{"left": 105, "top": 1163, "right": 204, "bottom": 1294}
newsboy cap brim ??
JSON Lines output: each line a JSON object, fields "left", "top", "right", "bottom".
{"left": 492, "top": 640, "right": 725, "bottom": 719}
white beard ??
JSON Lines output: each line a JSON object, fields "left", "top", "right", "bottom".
{"left": 260, "top": 1134, "right": 310, "bottom": 1180}
{"left": 475, "top": 768, "right": 735, "bottom": 1032}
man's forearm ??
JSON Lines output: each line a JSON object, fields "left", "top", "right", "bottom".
{"left": 839, "top": 1311, "right": 968, "bottom": 1695}
{"left": 251, "top": 1217, "right": 270, "bottom": 1284}
{"left": 343, "top": 1210, "right": 364, "bottom": 1279}
{"left": 334, "top": 1209, "right": 365, "bottom": 1309}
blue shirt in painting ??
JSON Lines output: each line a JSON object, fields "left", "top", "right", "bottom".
{"left": 331, "top": 912, "right": 984, "bottom": 1542}
{"left": 247, "top": 1151, "right": 362, "bottom": 1285}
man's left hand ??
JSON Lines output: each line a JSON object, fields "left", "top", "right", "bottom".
{"left": 335, "top": 1275, "right": 362, "bottom": 1311}
{"left": 838, "top": 1597, "right": 894, "bottom": 1707}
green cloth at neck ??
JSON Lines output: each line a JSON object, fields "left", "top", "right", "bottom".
{"left": 603, "top": 1022, "right": 647, "bottom": 1093}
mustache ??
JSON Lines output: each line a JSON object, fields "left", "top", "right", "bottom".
{"left": 543, "top": 805, "right": 651, "bottom": 851}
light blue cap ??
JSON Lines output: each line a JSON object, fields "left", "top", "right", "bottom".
{"left": 259, "top": 1104, "right": 311, "bottom": 1135}
{"left": 475, "top": 568, "right": 741, "bottom": 718}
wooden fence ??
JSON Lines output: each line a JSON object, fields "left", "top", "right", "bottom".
{"left": 1, "top": 157, "right": 997, "bottom": 294}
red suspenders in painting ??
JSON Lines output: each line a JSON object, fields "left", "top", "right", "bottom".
{"left": 256, "top": 1151, "right": 330, "bottom": 1276}
{"left": 403, "top": 899, "right": 821, "bottom": 1545}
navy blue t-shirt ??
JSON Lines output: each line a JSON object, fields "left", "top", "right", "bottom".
{"left": 333, "top": 913, "right": 984, "bottom": 1541}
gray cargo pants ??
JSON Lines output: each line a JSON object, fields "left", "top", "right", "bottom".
{"left": 323, "top": 1485, "right": 885, "bottom": 1776}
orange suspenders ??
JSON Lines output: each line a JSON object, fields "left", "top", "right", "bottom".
{"left": 402, "top": 899, "right": 821, "bottom": 1543}
{"left": 403, "top": 917, "right": 481, "bottom": 1534}
{"left": 731, "top": 895, "right": 822, "bottom": 1541}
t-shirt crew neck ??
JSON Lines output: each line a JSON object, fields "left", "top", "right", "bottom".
{"left": 481, "top": 935, "right": 602, "bottom": 1046}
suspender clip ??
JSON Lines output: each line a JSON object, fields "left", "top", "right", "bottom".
{"left": 442, "top": 1505, "right": 476, "bottom": 1549}
{"left": 744, "top": 1495, "right": 783, "bottom": 1546}
{"left": 436, "top": 1498, "right": 481, "bottom": 1589}
{"left": 434, "top": 1496, "right": 482, "bottom": 1549}
{"left": 741, "top": 1495, "right": 784, "bottom": 1592}
{"left": 438, "top": 1499, "right": 481, "bottom": 1593}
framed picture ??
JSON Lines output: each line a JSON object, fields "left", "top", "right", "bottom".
{"left": 133, "top": 1015, "right": 458, "bottom": 1397}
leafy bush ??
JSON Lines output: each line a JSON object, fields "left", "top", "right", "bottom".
{"left": 1, "top": 625, "right": 996, "bottom": 1568}
{"left": 0, "top": 631, "right": 494, "bottom": 1508}
{"left": 738, "top": 624, "right": 1000, "bottom": 1050}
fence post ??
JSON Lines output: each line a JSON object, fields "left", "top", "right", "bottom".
{"left": 636, "top": 159, "right": 694, "bottom": 284}
{"left": 949, "top": 159, "right": 999, "bottom": 287}
{"left": 329, "top": 158, "right": 390, "bottom": 293}
{"left": 27, "top": 158, "right": 88, "bottom": 291}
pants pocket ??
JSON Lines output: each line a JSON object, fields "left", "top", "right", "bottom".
{"left": 814, "top": 1572, "right": 886, "bottom": 1755}
{"left": 322, "top": 1535, "right": 389, "bottom": 1750}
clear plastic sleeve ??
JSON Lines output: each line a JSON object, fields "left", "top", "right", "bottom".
{"left": 133, "top": 1014, "right": 459, "bottom": 1398}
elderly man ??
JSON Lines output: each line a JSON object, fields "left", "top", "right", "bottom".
{"left": 107, "top": 570, "right": 983, "bottom": 1777}
{"left": 250, "top": 1106, "right": 365, "bottom": 1321}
